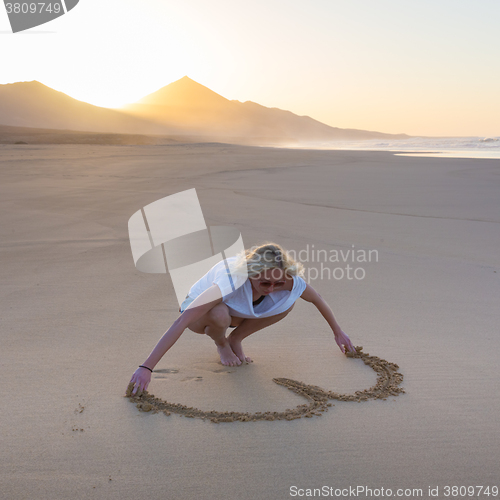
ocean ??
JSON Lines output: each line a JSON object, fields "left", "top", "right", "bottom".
{"left": 293, "top": 136, "right": 500, "bottom": 159}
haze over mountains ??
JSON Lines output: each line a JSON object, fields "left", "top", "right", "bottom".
{"left": 0, "top": 76, "right": 408, "bottom": 145}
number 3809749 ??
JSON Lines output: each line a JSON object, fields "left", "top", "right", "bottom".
{"left": 5, "top": 3, "right": 62, "bottom": 14}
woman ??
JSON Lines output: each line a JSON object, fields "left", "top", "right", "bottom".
{"left": 127, "top": 242, "right": 355, "bottom": 396}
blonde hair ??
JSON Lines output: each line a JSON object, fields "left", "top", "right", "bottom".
{"left": 231, "top": 242, "right": 305, "bottom": 279}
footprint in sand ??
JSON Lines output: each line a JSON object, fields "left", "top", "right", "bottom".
{"left": 192, "top": 363, "right": 236, "bottom": 374}
{"left": 152, "top": 368, "right": 204, "bottom": 381}
{"left": 153, "top": 368, "right": 180, "bottom": 379}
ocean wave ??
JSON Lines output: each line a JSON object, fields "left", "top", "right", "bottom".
{"left": 291, "top": 136, "right": 500, "bottom": 159}
{"left": 319, "top": 137, "right": 500, "bottom": 151}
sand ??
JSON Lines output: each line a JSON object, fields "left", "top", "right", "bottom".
{"left": 1, "top": 143, "right": 499, "bottom": 499}
{"left": 126, "top": 347, "right": 405, "bottom": 422}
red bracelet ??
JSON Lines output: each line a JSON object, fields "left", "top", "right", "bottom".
{"left": 139, "top": 365, "right": 153, "bottom": 372}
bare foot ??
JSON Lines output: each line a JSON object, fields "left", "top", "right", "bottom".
{"left": 229, "top": 338, "right": 253, "bottom": 364}
{"left": 217, "top": 342, "right": 242, "bottom": 366}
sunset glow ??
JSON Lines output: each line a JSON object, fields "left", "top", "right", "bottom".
{"left": 1, "top": 0, "right": 499, "bottom": 136}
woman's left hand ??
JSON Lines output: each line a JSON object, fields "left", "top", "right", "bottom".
{"left": 334, "top": 329, "right": 356, "bottom": 354}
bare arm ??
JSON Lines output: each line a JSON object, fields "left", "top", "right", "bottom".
{"left": 300, "top": 283, "right": 355, "bottom": 353}
{"left": 126, "top": 284, "right": 223, "bottom": 395}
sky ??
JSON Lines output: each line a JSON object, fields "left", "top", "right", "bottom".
{"left": 1, "top": 0, "right": 499, "bottom": 137}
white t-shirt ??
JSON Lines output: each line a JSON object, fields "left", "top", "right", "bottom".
{"left": 181, "top": 256, "right": 307, "bottom": 319}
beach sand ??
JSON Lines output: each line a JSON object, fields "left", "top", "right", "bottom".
{"left": 1, "top": 143, "right": 499, "bottom": 499}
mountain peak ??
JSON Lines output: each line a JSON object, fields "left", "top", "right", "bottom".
{"left": 0, "top": 80, "right": 73, "bottom": 100}
{"left": 137, "top": 76, "right": 229, "bottom": 107}
{"left": 3, "top": 80, "right": 47, "bottom": 89}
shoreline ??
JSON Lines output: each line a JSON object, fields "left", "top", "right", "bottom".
{"left": 1, "top": 124, "right": 499, "bottom": 159}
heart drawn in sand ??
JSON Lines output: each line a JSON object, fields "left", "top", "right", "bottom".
{"left": 126, "top": 346, "right": 405, "bottom": 423}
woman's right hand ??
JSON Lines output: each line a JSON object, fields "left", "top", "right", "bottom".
{"left": 125, "top": 367, "right": 152, "bottom": 397}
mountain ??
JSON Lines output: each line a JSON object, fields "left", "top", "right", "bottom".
{"left": 124, "top": 76, "right": 409, "bottom": 142}
{"left": 0, "top": 78, "right": 409, "bottom": 145}
{"left": 136, "top": 76, "right": 231, "bottom": 109}
{"left": 0, "top": 81, "right": 173, "bottom": 135}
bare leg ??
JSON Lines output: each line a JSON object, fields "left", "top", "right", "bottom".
{"left": 186, "top": 303, "right": 242, "bottom": 366}
{"left": 228, "top": 304, "right": 294, "bottom": 363}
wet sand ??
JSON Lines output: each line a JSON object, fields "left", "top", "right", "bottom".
{"left": 1, "top": 143, "right": 499, "bottom": 499}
